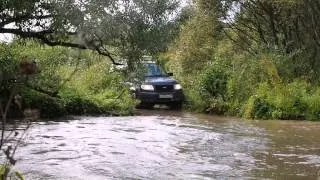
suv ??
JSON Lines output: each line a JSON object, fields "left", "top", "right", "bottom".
{"left": 130, "top": 62, "right": 184, "bottom": 109}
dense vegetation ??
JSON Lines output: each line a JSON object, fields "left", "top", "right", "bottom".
{"left": 0, "top": 41, "right": 135, "bottom": 118}
{"left": 2, "top": 0, "right": 320, "bottom": 121}
{"left": 1, "top": 0, "right": 180, "bottom": 121}
{"left": 162, "top": 0, "right": 320, "bottom": 120}
{"left": 1, "top": 0, "right": 319, "bottom": 121}
{"left": 0, "top": 0, "right": 180, "bottom": 71}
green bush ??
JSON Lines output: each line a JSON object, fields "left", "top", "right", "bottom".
{"left": 183, "top": 88, "right": 207, "bottom": 112}
{"left": 242, "top": 95, "right": 273, "bottom": 120}
{"left": 204, "top": 97, "right": 228, "bottom": 114}
{"left": 301, "top": 87, "right": 320, "bottom": 120}
{"left": 22, "top": 89, "right": 66, "bottom": 118}
{"left": 200, "top": 63, "right": 228, "bottom": 99}
{"left": 241, "top": 81, "right": 320, "bottom": 120}
{"left": 92, "top": 89, "right": 135, "bottom": 115}
{"left": 62, "top": 94, "right": 102, "bottom": 115}
{"left": 59, "top": 86, "right": 135, "bottom": 116}
{"left": 2, "top": 40, "right": 136, "bottom": 118}
{"left": 166, "top": 42, "right": 320, "bottom": 121}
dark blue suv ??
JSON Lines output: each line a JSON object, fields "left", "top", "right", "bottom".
{"left": 131, "top": 62, "right": 184, "bottom": 109}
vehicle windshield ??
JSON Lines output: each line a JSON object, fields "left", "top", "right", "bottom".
{"left": 144, "top": 63, "right": 167, "bottom": 77}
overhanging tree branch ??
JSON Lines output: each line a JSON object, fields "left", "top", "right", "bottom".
{"left": 0, "top": 28, "right": 123, "bottom": 65}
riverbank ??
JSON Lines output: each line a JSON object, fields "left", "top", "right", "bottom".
{"left": 7, "top": 88, "right": 135, "bottom": 120}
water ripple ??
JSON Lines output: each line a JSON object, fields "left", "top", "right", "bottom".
{"left": 2, "top": 112, "right": 318, "bottom": 180}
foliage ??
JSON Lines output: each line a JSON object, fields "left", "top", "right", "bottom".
{"left": 164, "top": 0, "right": 320, "bottom": 121}
{"left": 0, "top": 41, "right": 135, "bottom": 118}
{"left": 222, "top": 0, "right": 320, "bottom": 82}
{"left": 0, "top": 164, "right": 9, "bottom": 180}
{"left": 200, "top": 61, "right": 228, "bottom": 99}
{"left": 0, "top": 164, "right": 24, "bottom": 180}
{"left": 165, "top": 0, "right": 218, "bottom": 75}
{"left": 0, "top": 44, "right": 19, "bottom": 92}
{"left": 61, "top": 92, "right": 102, "bottom": 115}
{"left": 2, "top": 0, "right": 320, "bottom": 122}
{"left": 168, "top": 38, "right": 320, "bottom": 120}
{"left": 242, "top": 81, "right": 310, "bottom": 120}
{"left": 57, "top": 56, "right": 135, "bottom": 115}
{"left": 22, "top": 88, "right": 66, "bottom": 118}
{"left": 0, "top": 0, "right": 180, "bottom": 66}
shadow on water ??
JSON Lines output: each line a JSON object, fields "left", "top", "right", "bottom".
{"left": 3, "top": 109, "right": 320, "bottom": 179}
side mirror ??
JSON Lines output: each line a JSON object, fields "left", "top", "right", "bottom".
{"left": 167, "top": 72, "right": 173, "bottom": 76}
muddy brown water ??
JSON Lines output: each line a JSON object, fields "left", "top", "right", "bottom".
{"left": 6, "top": 110, "right": 320, "bottom": 179}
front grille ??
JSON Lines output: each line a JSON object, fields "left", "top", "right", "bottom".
{"left": 155, "top": 85, "right": 174, "bottom": 92}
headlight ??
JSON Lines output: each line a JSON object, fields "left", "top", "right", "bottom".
{"left": 141, "top": 84, "right": 154, "bottom": 91}
{"left": 174, "top": 84, "right": 182, "bottom": 90}
{"left": 129, "top": 86, "right": 136, "bottom": 91}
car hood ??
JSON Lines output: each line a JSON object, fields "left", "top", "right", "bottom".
{"left": 145, "top": 76, "right": 177, "bottom": 85}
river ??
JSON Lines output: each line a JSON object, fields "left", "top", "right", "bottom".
{"left": 9, "top": 110, "right": 320, "bottom": 179}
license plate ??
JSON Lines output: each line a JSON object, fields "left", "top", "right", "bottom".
{"left": 159, "top": 94, "right": 173, "bottom": 99}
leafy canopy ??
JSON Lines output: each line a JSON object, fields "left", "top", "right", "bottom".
{"left": 0, "top": 0, "right": 179, "bottom": 65}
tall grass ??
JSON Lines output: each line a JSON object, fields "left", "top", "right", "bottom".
{"left": 164, "top": 45, "right": 320, "bottom": 121}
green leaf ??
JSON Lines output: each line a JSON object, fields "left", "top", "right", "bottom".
{"left": 14, "top": 171, "right": 24, "bottom": 180}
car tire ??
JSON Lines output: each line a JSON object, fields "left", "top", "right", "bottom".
{"left": 169, "top": 101, "right": 183, "bottom": 110}
{"left": 136, "top": 102, "right": 155, "bottom": 109}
